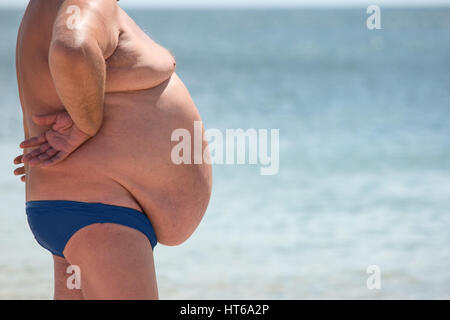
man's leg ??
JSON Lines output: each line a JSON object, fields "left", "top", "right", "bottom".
{"left": 53, "top": 255, "right": 84, "bottom": 300}
{"left": 63, "top": 223, "right": 159, "bottom": 300}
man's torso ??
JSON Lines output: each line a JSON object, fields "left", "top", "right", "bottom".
{"left": 16, "top": 0, "right": 212, "bottom": 245}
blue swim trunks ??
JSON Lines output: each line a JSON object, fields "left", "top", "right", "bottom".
{"left": 26, "top": 200, "right": 157, "bottom": 257}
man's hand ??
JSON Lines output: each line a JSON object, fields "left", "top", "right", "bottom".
{"left": 17, "top": 111, "right": 91, "bottom": 168}
{"left": 13, "top": 155, "right": 26, "bottom": 182}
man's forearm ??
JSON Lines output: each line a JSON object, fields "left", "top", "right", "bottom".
{"left": 49, "top": 39, "right": 106, "bottom": 137}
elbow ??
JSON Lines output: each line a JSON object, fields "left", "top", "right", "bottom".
{"left": 83, "top": 114, "right": 103, "bottom": 136}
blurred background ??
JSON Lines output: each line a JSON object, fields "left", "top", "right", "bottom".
{"left": 0, "top": 0, "right": 449, "bottom": 299}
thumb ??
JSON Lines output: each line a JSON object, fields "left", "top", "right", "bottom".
{"left": 32, "top": 113, "right": 59, "bottom": 126}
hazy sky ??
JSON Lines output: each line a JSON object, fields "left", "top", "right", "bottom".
{"left": 1, "top": 0, "right": 449, "bottom": 8}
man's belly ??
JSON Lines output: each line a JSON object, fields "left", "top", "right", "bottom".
{"left": 26, "top": 74, "right": 212, "bottom": 245}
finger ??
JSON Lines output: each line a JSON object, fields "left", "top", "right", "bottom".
{"left": 23, "top": 149, "right": 45, "bottom": 163}
{"left": 14, "top": 166, "right": 25, "bottom": 176}
{"left": 20, "top": 134, "right": 47, "bottom": 149}
{"left": 23, "top": 149, "right": 43, "bottom": 163}
{"left": 14, "top": 155, "right": 23, "bottom": 165}
{"left": 29, "top": 151, "right": 53, "bottom": 166}
{"left": 39, "top": 142, "right": 51, "bottom": 153}
{"left": 29, "top": 157, "right": 44, "bottom": 166}
{"left": 22, "top": 143, "right": 51, "bottom": 166}
{"left": 46, "top": 148, "right": 58, "bottom": 157}
{"left": 22, "top": 143, "right": 51, "bottom": 163}
{"left": 38, "top": 152, "right": 51, "bottom": 162}
{"left": 27, "top": 146, "right": 60, "bottom": 167}
{"left": 42, "top": 151, "right": 67, "bottom": 167}
{"left": 21, "top": 175, "right": 26, "bottom": 183}
{"left": 32, "top": 113, "right": 59, "bottom": 126}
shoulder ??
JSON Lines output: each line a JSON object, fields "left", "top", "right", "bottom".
{"left": 56, "top": 0, "right": 119, "bottom": 24}
{"left": 53, "top": 0, "right": 120, "bottom": 58}
{"left": 59, "top": 0, "right": 119, "bottom": 13}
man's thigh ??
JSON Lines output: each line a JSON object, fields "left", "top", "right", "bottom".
{"left": 63, "top": 223, "right": 158, "bottom": 300}
{"left": 53, "top": 255, "right": 84, "bottom": 300}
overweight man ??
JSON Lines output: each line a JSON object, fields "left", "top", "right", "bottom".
{"left": 14, "top": 0, "right": 212, "bottom": 299}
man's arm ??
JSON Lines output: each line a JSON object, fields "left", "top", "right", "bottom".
{"left": 14, "top": 0, "right": 121, "bottom": 169}
{"left": 49, "top": 0, "right": 120, "bottom": 136}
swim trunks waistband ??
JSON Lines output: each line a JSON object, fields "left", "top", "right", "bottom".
{"left": 26, "top": 200, "right": 157, "bottom": 257}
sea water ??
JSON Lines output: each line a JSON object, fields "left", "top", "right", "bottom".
{"left": 0, "top": 8, "right": 449, "bottom": 299}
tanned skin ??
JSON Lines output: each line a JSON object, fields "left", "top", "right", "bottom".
{"left": 14, "top": 0, "right": 212, "bottom": 299}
